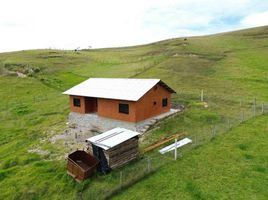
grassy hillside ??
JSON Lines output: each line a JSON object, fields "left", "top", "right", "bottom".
{"left": 113, "top": 114, "right": 268, "bottom": 200}
{"left": 0, "top": 26, "right": 268, "bottom": 199}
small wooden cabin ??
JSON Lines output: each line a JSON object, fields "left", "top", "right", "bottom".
{"left": 67, "top": 150, "right": 99, "bottom": 182}
{"left": 63, "top": 78, "right": 176, "bottom": 123}
{"left": 86, "top": 128, "right": 140, "bottom": 172}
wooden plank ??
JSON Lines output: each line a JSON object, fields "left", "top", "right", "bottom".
{"left": 86, "top": 137, "right": 139, "bottom": 169}
{"left": 110, "top": 153, "right": 138, "bottom": 169}
{"left": 109, "top": 147, "right": 139, "bottom": 163}
{"left": 105, "top": 142, "right": 138, "bottom": 157}
{"left": 105, "top": 137, "right": 138, "bottom": 153}
{"left": 143, "top": 132, "right": 185, "bottom": 153}
{"left": 87, "top": 137, "right": 138, "bottom": 155}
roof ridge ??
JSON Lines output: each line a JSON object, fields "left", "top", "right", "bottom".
{"left": 63, "top": 78, "right": 174, "bottom": 101}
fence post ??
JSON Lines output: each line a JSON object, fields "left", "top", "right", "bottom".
{"left": 211, "top": 125, "right": 215, "bottom": 138}
{"left": 253, "top": 98, "right": 256, "bottom": 117}
{"left": 262, "top": 103, "right": 264, "bottom": 114}
{"left": 147, "top": 157, "right": 151, "bottom": 172}
{"left": 79, "top": 192, "right": 83, "bottom": 200}
{"left": 240, "top": 110, "right": 244, "bottom": 122}
{"left": 120, "top": 171, "right": 123, "bottom": 190}
{"left": 174, "top": 138, "right": 177, "bottom": 160}
{"left": 201, "top": 89, "right": 204, "bottom": 102}
{"left": 211, "top": 125, "right": 213, "bottom": 138}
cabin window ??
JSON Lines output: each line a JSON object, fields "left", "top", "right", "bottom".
{"left": 119, "top": 103, "right": 129, "bottom": 114}
{"left": 162, "top": 98, "right": 168, "bottom": 107}
{"left": 73, "top": 98, "right": 81, "bottom": 107}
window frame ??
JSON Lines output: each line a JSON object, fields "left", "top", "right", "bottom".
{"left": 73, "top": 98, "right": 81, "bottom": 107}
{"left": 119, "top": 103, "right": 129, "bottom": 114}
{"left": 162, "top": 98, "right": 168, "bottom": 107}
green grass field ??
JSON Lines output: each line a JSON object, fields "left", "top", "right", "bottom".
{"left": 113, "top": 114, "right": 268, "bottom": 200}
{"left": 0, "top": 26, "right": 268, "bottom": 199}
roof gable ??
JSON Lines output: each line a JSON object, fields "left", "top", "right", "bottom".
{"left": 63, "top": 78, "right": 175, "bottom": 101}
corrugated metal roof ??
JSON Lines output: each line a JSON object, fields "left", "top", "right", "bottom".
{"left": 63, "top": 78, "right": 175, "bottom": 101}
{"left": 86, "top": 127, "right": 140, "bottom": 150}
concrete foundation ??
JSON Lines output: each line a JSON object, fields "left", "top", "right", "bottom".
{"left": 68, "top": 109, "right": 181, "bottom": 134}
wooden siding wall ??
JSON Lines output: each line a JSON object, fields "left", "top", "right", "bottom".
{"left": 87, "top": 137, "right": 139, "bottom": 169}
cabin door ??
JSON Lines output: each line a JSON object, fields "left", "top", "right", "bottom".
{"left": 85, "top": 97, "right": 98, "bottom": 113}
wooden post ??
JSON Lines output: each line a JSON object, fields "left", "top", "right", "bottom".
{"left": 79, "top": 192, "right": 83, "bottom": 200}
{"left": 253, "top": 98, "right": 256, "bottom": 117}
{"left": 120, "top": 171, "right": 123, "bottom": 190}
{"left": 211, "top": 125, "right": 214, "bottom": 138}
{"left": 262, "top": 103, "right": 264, "bottom": 114}
{"left": 241, "top": 110, "right": 244, "bottom": 122}
{"left": 147, "top": 157, "right": 151, "bottom": 172}
{"left": 174, "top": 138, "right": 177, "bottom": 160}
{"left": 201, "top": 90, "right": 204, "bottom": 102}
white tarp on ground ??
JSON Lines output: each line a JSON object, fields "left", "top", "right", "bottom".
{"left": 159, "top": 138, "right": 192, "bottom": 154}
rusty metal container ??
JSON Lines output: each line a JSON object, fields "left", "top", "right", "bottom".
{"left": 67, "top": 150, "right": 99, "bottom": 182}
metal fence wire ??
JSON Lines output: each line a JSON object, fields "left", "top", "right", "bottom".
{"left": 79, "top": 93, "right": 268, "bottom": 200}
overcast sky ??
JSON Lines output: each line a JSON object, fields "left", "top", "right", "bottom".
{"left": 1, "top": 0, "right": 268, "bottom": 52}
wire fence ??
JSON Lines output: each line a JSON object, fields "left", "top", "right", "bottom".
{"left": 78, "top": 92, "right": 268, "bottom": 200}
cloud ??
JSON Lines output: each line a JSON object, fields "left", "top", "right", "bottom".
{"left": 0, "top": 0, "right": 268, "bottom": 52}
{"left": 241, "top": 11, "right": 268, "bottom": 27}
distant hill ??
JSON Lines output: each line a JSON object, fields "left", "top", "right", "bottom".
{"left": 0, "top": 26, "right": 267, "bottom": 199}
